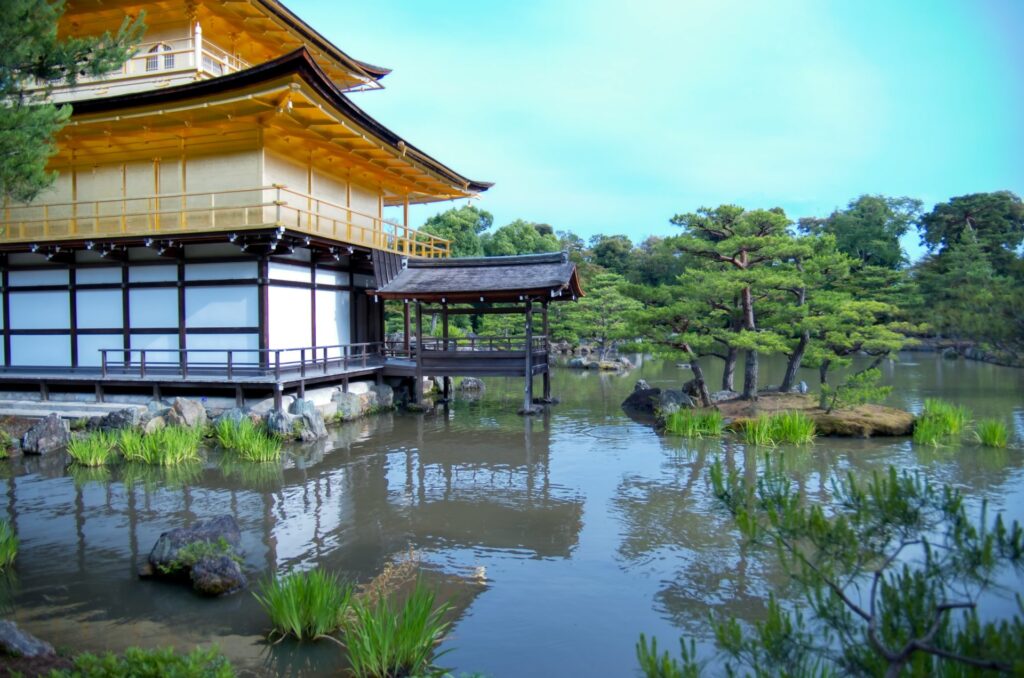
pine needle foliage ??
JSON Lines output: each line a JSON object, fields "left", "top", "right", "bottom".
{"left": 638, "top": 457, "right": 1024, "bottom": 676}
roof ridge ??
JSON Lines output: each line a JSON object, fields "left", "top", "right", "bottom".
{"left": 407, "top": 251, "right": 568, "bottom": 268}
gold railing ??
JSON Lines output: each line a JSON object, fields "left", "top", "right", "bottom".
{"left": 1, "top": 185, "right": 450, "bottom": 258}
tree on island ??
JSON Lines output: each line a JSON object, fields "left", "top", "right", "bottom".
{"left": 1, "top": 0, "right": 144, "bottom": 202}
{"left": 669, "top": 206, "right": 808, "bottom": 400}
{"left": 638, "top": 459, "right": 1024, "bottom": 677}
{"left": 918, "top": 191, "right": 1024, "bottom": 278}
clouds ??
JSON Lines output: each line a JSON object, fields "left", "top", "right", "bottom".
{"left": 294, "top": 0, "right": 1023, "bottom": 244}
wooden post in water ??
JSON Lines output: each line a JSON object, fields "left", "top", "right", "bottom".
{"left": 523, "top": 299, "right": 534, "bottom": 413}
{"left": 414, "top": 300, "right": 424, "bottom": 403}
{"left": 403, "top": 301, "right": 411, "bottom": 355}
{"left": 542, "top": 300, "right": 551, "bottom": 401}
{"left": 442, "top": 302, "right": 451, "bottom": 401}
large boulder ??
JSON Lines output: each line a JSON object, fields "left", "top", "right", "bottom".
{"left": 21, "top": 414, "right": 70, "bottom": 455}
{"left": 266, "top": 408, "right": 294, "bottom": 438}
{"left": 190, "top": 555, "right": 247, "bottom": 596}
{"left": 657, "top": 390, "right": 695, "bottom": 415}
{"left": 458, "top": 377, "right": 485, "bottom": 392}
{"left": 99, "top": 407, "right": 144, "bottom": 432}
{"left": 0, "top": 620, "right": 54, "bottom": 657}
{"left": 143, "top": 415, "right": 167, "bottom": 434}
{"left": 710, "top": 390, "right": 740, "bottom": 403}
{"left": 146, "top": 515, "right": 241, "bottom": 573}
{"left": 288, "top": 397, "right": 317, "bottom": 419}
{"left": 368, "top": 384, "right": 394, "bottom": 409}
{"left": 212, "top": 408, "right": 249, "bottom": 427}
{"left": 287, "top": 398, "right": 327, "bottom": 441}
{"left": 166, "top": 397, "right": 207, "bottom": 429}
{"left": 332, "top": 391, "right": 366, "bottom": 422}
{"left": 567, "top": 357, "right": 588, "bottom": 369}
{"left": 621, "top": 387, "right": 663, "bottom": 417}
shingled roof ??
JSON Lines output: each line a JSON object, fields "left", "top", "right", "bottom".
{"left": 373, "top": 251, "right": 584, "bottom": 302}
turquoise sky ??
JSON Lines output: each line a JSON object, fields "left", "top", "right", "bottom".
{"left": 292, "top": 0, "right": 1023, "bottom": 257}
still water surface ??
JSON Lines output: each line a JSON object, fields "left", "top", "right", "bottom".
{"left": 2, "top": 353, "right": 1023, "bottom": 676}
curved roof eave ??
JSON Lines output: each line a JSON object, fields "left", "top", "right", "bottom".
{"left": 258, "top": 0, "right": 391, "bottom": 81}
{"left": 69, "top": 48, "right": 491, "bottom": 198}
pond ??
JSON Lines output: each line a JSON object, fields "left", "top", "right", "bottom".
{"left": 1, "top": 352, "right": 1022, "bottom": 676}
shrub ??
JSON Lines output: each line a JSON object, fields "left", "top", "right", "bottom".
{"left": 0, "top": 520, "right": 16, "bottom": 570}
{"left": 122, "top": 426, "right": 202, "bottom": 465}
{"left": 664, "top": 410, "right": 724, "bottom": 438}
{"left": 0, "top": 429, "right": 12, "bottom": 457}
{"left": 254, "top": 569, "right": 353, "bottom": 642}
{"left": 820, "top": 367, "right": 892, "bottom": 413}
{"left": 215, "top": 418, "right": 282, "bottom": 463}
{"left": 49, "top": 646, "right": 234, "bottom": 677}
{"left": 975, "top": 419, "right": 1009, "bottom": 449}
{"left": 769, "top": 411, "right": 816, "bottom": 445}
{"left": 344, "top": 580, "right": 452, "bottom": 678}
{"left": 67, "top": 431, "right": 118, "bottom": 466}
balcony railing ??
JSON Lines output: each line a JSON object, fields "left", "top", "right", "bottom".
{"left": 1, "top": 185, "right": 450, "bottom": 258}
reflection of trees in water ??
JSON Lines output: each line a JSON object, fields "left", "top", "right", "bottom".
{"left": 612, "top": 441, "right": 851, "bottom": 634}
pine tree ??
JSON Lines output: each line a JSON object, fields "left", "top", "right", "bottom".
{"left": 0, "top": 0, "right": 144, "bottom": 202}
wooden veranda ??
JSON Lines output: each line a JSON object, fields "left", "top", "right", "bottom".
{"left": 373, "top": 252, "right": 583, "bottom": 413}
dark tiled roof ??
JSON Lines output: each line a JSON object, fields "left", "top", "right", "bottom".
{"left": 374, "top": 252, "right": 583, "bottom": 302}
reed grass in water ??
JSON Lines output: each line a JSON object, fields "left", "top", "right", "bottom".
{"left": 67, "top": 431, "right": 118, "bottom": 466}
{"left": 215, "top": 418, "right": 282, "bottom": 463}
{"left": 769, "top": 411, "right": 817, "bottom": 445}
{"left": 120, "top": 426, "right": 202, "bottom": 465}
{"left": 664, "top": 410, "right": 724, "bottom": 438}
{"left": 913, "top": 399, "right": 972, "bottom": 446}
{"left": 0, "top": 520, "right": 17, "bottom": 570}
{"left": 344, "top": 580, "right": 452, "bottom": 678}
{"left": 975, "top": 419, "right": 1009, "bottom": 449}
{"left": 743, "top": 416, "right": 776, "bottom": 446}
{"left": 254, "top": 569, "right": 352, "bottom": 642}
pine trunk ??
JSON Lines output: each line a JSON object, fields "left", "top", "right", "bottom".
{"left": 780, "top": 331, "right": 809, "bottom": 392}
{"left": 742, "top": 349, "right": 759, "bottom": 400}
{"left": 722, "top": 347, "right": 737, "bottom": 391}
{"left": 690, "top": 358, "right": 713, "bottom": 407}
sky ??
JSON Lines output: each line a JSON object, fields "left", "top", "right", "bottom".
{"left": 291, "top": 0, "right": 1024, "bottom": 258}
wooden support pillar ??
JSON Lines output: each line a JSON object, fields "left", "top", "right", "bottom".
{"left": 39, "top": 383, "right": 49, "bottom": 402}
{"left": 441, "top": 302, "right": 451, "bottom": 400}
{"left": 273, "top": 383, "right": 282, "bottom": 410}
{"left": 297, "top": 380, "right": 305, "bottom": 399}
{"left": 235, "top": 385, "right": 244, "bottom": 408}
{"left": 542, "top": 300, "right": 551, "bottom": 401}
{"left": 522, "top": 299, "right": 534, "bottom": 413}
{"left": 403, "top": 301, "right": 411, "bottom": 355}
{"left": 95, "top": 383, "right": 104, "bottom": 403}
{"left": 414, "top": 300, "right": 424, "bottom": 403}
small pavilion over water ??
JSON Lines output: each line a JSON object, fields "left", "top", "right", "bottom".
{"left": 374, "top": 252, "right": 584, "bottom": 412}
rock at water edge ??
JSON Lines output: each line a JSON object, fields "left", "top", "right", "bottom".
{"left": 21, "top": 414, "right": 70, "bottom": 455}
{"left": 0, "top": 620, "right": 55, "bottom": 657}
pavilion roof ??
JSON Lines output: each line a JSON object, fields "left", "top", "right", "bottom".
{"left": 373, "top": 252, "right": 584, "bottom": 303}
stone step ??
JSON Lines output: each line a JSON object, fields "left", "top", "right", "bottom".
{"left": 0, "top": 400, "right": 146, "bottom": 420}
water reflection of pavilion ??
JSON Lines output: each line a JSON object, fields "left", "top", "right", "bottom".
{"left": 1, "top": 410, "right": 582, "bottom": 620}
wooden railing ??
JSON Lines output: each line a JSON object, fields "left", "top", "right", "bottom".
{"left": 384, "top": 335, "right": 549, "bottom": 355}
{"left": 99, "top": 343, "right": 385, "bottom": 380}
{"left": 1, "top": 185, "right": 450, "bottom": 258}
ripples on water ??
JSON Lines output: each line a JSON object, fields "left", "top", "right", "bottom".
{"left": 0, "top": 353, "right": 1022, "bottom": 676}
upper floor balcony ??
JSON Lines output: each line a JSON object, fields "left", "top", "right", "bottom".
{"left": 43, "top": 29, "right": 251, "bottom": 104}
{"left": 0, "top": 185, "right": 450, "bottom": 258}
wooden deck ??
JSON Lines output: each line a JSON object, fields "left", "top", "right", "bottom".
{"left": 0, "top": 337, "right": 551, "bottom": 407}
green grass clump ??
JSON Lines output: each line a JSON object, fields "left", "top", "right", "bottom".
{"left": 344, "top": 580, "right": 452, "bottom": 678}
{"left": 923, "top": 399, "right": 970, "bottom": 435}
{"left": 121, "top": 426, "right": 202, "bottom": 466}
{"left": 67, "top": 431, "right": 118, "bottom": 466}
{"left": 254, "top": 569, "right": 353, "bottom": 642}
{"left": 769, "top": 411, "right": 817, "bottom": 445}
{"left": 975, "top": 419, "right": 1010, "bottom": 449}
{"left": 49, "top": 646, "right": 234, "bottom": 678}
{"left": 743, "top": 416, "right": 776, "bottom": 447}
{"left": 913, "top": 399, "right": 972, "bottom": 447}
{"left": 912, "top": 416, "right": 949, "bottom": 447}
{"left": 0, "top": 520, "right": 17, "bottom": 570}
{"left": 215, "top": 418, "right": 282, "bottom": 463}
{"left": 664, "top": 409, "right": 724, "bottom": 438}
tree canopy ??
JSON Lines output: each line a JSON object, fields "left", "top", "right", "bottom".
{"left": 419, "top": 205, "right": 493, "bottom": 257}
{"left": 0, "top": 0, "right": 144, "bottom": 202}
{"left": 798, "top": 194, "right": 922, "bottom": 269}
{"left": 481, "top": 219, "right": 560, "bottom": 256}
